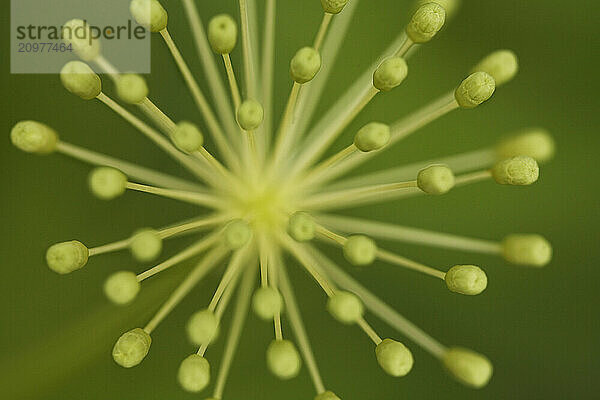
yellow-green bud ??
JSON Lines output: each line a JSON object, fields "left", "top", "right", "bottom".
{"left": 178, "top": 354, "right": 211, "bottom": 393}
{"left": 502, "top": 234, "right": 552, "bottom": 267}
{"left": 320, "top": 0, "right": 349, "bottom": 14}
{"left": 445, "top": 265, "right": 487, "bottom": 295}
{"left": 266, "top": 340, "right": 302, "bottom": 380}
{"left": 10, "top": 121, "right": 58, "bottom": 154}
{"left": 354, "top": 122, "right": 390, "bottom": 152}
{"left": 495, "top": 128, "right": 556, "bottom": 164}
{"left": 208, "top": 14, "right": 238, "bottom": 54}
{"left": 170, "top": 121, "right": 204, "bottom": 154}
{"left": 455, "top": 72, "right": 496, "bottom": 109}
{"left": 290, "top": 47, "right": 322, "bottom": 84}
{"left": 104, "top": 271, "right": 140, "bottom": 305}
{"left": 472, "top": 50, "right": 519, "bottom": 87}
{"left": 237, "top": 99, "right": 264, "bottom": 131}
{"left": 315, "top": 391, "right": 341, "bottom": 400}
{"left": 252, "top": 287, "right": 283, "bottom": 320}
{"left": 60, "top": 61, "right": 102, "bottom": 100}
{"left": 88, "top": 167, "right": 128, "bottom": 200}
{"left": 130, "top": 0, "right": 168, "bottom": 32}
{"left": 406, "top": 3, "right": 446, "bottom": 44}
{"left": 187, "top": 309, "right": 220, "bottom": 346}
{"left": 343, "top": 235, "right": 377, "bottom": 266}
{"left": 129, "top": 229, "right": 163, "bottom": 262}
{"left": 112, "top": 328, "right": 152, "bottom": 368}
{"left": 417, "top": 165, "right": 455, "bottom": 195}
{"left": 442, "top": 347, "right": 493, "bottom": 389}
{"left": 491, "top": 156, "right": 539, "bottom": 186}
{"left": 327, "top": 291, "right": 364, "bottom": 324}
{"left": 223, "top": 219, "right": 252, "bottom": 249}
{"left": 62, "top": 19, "right": 101, "bottom": 61}
{"left": 416, "top": 0, "right": 461, "bottom": 20}
{"left": 116, "top": 74, "right": 149, "bottom": 104}
{"left": 375, "top": 338, "right": 414, "bottom": 377}
{"left": 288, "top": 212, "right": 315, "bottom": 242}
{"left": 46, "top": 240, "right": 89, "bottom": 274}
{"left": 373, "top": 57, "right": 408, "bottom": 92}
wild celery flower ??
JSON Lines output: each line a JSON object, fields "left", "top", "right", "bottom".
{"left": 11, "top": 0, "right": 555, "bottom": 398}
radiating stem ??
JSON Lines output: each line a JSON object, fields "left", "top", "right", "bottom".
{"left": 357, "top": 317, "right": 383, "bottom": 345}
{"left": 377, "top": 249, "right": 447, "bottom": 280}
{"left": 239, "top": 0, "right": 257, "bottom": 99}
{"left": 88, "top": 239, "right": 131, "bottom": 257}
{"left": 314, "top": 13, "right": 334, "bottom": 52}
{"left": 222, "top": 54, "right": 242, "bottom": 110}
{"left": 126, "top": 182, "right": 223, "bottom": 209}
{"left": 138, "top": 98, "right": 178, "bottom": 134}
{"left": 261, "top": 0, "right": 276, "bottom": 147}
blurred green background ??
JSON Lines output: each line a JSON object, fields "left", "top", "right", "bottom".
{"left": 1, "top": 0, "right": 598, "bottom": 399}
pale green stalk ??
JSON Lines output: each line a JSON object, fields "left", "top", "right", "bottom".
{"left": 125, "top": 182, "right": 223, "bottom": 209}
{"left": 261, "top": 0, "right": 276, "bottom": 148}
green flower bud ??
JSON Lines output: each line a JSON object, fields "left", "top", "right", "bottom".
{"left": 454, "top": 72, "right": 496, "bottom": 109}
{"left": 472, "top": 50, "right": 519, "bottom": 87}
{"left": 375, "top": 338, "right": 414, "bottom": 377}
{"left": 62, "top": 19, "right": 101, "bottom": 61}
{"left": 60, "top": 61, "right": 102, "bottom": 100}
{"left": 373, "top": 57, "right": 408, "bottom": 92}
{"left": 129, "top": 229, "right": 163, "bottom": 262}
{"left": 170, "top": 121, "right": 204, "bottom": 154}
{"left": 10, "top": 121, "right": 58, "bottom": 154}
{"left": 89, "top": 167, "right": 128, "bottom": 200}
{"left": 208, "top": 14, "right": 238, "bottom": 54}
{"left": 327, "top": 291, "right": 364, "bottom": 324}
{"left": 288, "top": 212, "right": 315, "bottom": 242}
{"left": 415, "top": 0, "right": 460, "bottom": 20}
{"left": 130, "top": 0, "right": 168, "bottom": 32}
{"left": 187, "top": 309, "right": 220, "bottom": 346}
{"left": 495, "top": 128, "right": 556, "bottom": 163}
{"left": 46, "top": 240, "right": 89, "bottom": 274}
{"left": 223, "top": 219, "right": 252, "bottom": 249}
{"left": 442, "top": 347, "right": 493, "bottom": 389}
{"left": 406, "top": 3, "right": 446, "bottom": 44}
{"left": 178, "top": 354, "right": 211, "bottom": 393}
{"left": 290, "top": 47, "right": 322, "bottom": 84}
{"left": 104, "top": 271, "right": 140, "bottom": 305}
{"left": 116, "top": 74, "right": 149, "bottom": 104}
{"left": 315, "top": 391, "right": 341, "bottom": 400}
{"left": 252, "top": 287, "right": 284, "bottom": 320}
{"left": 112, "top": 328, "right": 152, "bottom": 368}
{"left": 320, "top": 0, "right": 349, "bottom": 14}
{"left": 445, "top": 265, "right": 487, "bottom": 295}
{"left": 266, "top": 340, "right": 302, "bottom": 380}
{"left": 343, "top": 235, "right": 377, "bottom": 266}
{"left": 491, "top": 156, "right": 539, "bottom": 186}
{"left": 237, "top": 99, "right": 264, "bottom": 131}
{"left": 354, "top": 122, "right": 390, "bottom": 152}
{"left": 417, "top": 165, "right": 455, "bottom": 195}
{"left": 502, "top": 234, "right": 552, "bottom": 267}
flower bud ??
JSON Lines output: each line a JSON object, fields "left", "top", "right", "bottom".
{"left": 208, "top": 14, "right": 238, "bottom": 54}
{"left": 290, "top": 47, "right": 322, "bottom": 84}
{"left": 170, "top": 121, "right": 204, "bottom": 154}
{"left": 472, "top": 50, "right": 518, "bottom": 87}
{"left": 327, "top": 291, "right": 364, "bottom": 324}
{"left": 237, "top": 99, "right": 264, "bottom": 131}
{"left": 129, "top": 229, "right": 163, "bottom": 262}
{"left": 315, "top": 391, "right": 341, "bottom": 400}
{"left": 445, "top": 265, "right": 487, "bottom": 295}
{"left": 104, "top": 271, "right": 140, "bottom": 305}
{"left": 495, "top": 128, "right": 555, "bottom": 163}
{"left": 320, "top": 0, "right": 349, "bottom": 14}
{"left": 491, "top": 156, "right": 539, "bottom": 186}
{"left": 416, "top": 0, "right": 461, "bottom": 20}
{"left": 343, "top": 235, "right": 377, "bottom": 266}
{"left": 112, "top": 328, "right": 152, "bottom": 368}
{"left": 354, "top": 122, "right": 390, "bottom": 152}
{"left": 187, "top": 309, "right": 220, "bottom": 346}
{"left": 60, "top": 61, "right": 102, "bottom": 100}
{"left": 223, "top": 219, "right": 252, "bottom": 249}
{"left": 89, "top": 167, "right": 128, "bottom": 200}
{"left": 62, "top": 19, "right": 101, "bottom": 61}
{"left": 252, "top": 287, "right": 284, "bottom": 320}
{"left": 454, "top": 72, "right": 496, "bottom": 109}
{"left": 417, "top": 165, "right": 455, "bottom": 195}
{"left": 266, "top": 340, "right": 302, "bottom": 380}
{"left": 178, "top": 354, "right": 211, "bottom": 393}
{"left": 11, "top": 121, "right": 58, "bottom": 154}
{"left": 46, "top": 240, "right": 89, "bottom": 274}
{"left": 373, "top": 57, "right": 408, "bottom": 92}
{"left": 116, "top": 74, "right": 149, "bottom": 104}
{"left": 406, "top": 3, "right": 446, "bottom": 44}
{"left": 375, "top": 338, "right": 414, "bottom": 377}
{"left": 442, "top": 347, "right": 493, "bottom": 388}
{"left": 502, "top": 234, "right": 552, "bottom": 267}
{"left": 130, "top": 0, "right": 168, "bottom": 32}
{"left": 288, "top": 212, "right": 315, "bottom": 242}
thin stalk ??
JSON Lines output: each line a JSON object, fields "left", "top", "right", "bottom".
{"left": 126, "top": 182, "right": 223, "bottom": 209}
